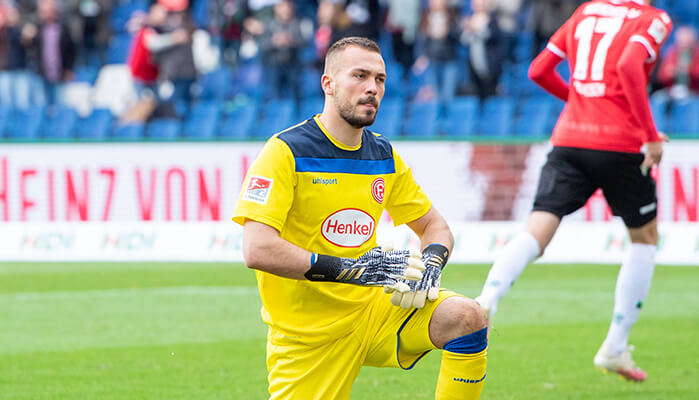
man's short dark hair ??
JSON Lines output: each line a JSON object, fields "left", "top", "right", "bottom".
{"left": 324, "top": 37, "right": 381, "bottom": 73}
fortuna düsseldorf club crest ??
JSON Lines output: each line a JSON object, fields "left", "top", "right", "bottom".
{"left": 371, "top": 178, "right": 384, "bottom": 204}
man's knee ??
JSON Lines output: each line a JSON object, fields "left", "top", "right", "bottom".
{"left": 628, "top": 219, "right": 658, "bottom": 245}
{"left": 430, "top": 297, "right": 487, "bottom": 348}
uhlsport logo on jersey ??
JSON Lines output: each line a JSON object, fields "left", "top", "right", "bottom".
{"left": 322, "top": 209, "right": 375, "bottom": 247}
{"left": 243, "top": 175, "right": 273, "bottom": 204}
{"left": 371, "top": 177, "right": 385, "bottom": 204}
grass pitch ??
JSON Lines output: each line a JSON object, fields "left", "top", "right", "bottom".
{"left": 1, "top": 262, "right": 697, "bottom": 399}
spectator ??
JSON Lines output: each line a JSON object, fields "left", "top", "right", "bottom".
{"left": 415, "top": 0, "right": 461, "bottom": 110}
{"left": 65, "top": 0, "right": 112, "bottom": 66}
{"left": 331, "top": 0, "right": 381, "bottom": 44}
{"left": 209, "top": 0, "right": 249, "bottom": 67}
{"left": 490, "top": 0, "right": 522, "bottom": 64}
{"left": 153, "top": 1, "right": 197, "bottom": 112}
{"left": 657, "top": 25, "right": 699, "bottom": 100}
{"left": 0, "top": 5, "right": 31, "bottom": 109}
{"left": 313, "top": 0, "right": 337, "bottom": 70}
{"left": 23, "top": 0, "right": 77, "bottom": 107}
{"left": 461, "top": 0, "right": 504, "bottom": 100}
{"left": 127, "top": 3, "right": 171, "bottom": 99}
{"left": 384, "top": 0, "right": 421, "bottom": 82}
{"left": 528, "top": 0, "right": 579, "bottom": 59}
{"left": 259, "top": 0, "right": 303, "bottom": 102}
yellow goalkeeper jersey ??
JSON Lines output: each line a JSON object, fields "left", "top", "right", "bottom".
{"left": 233, "top": 115, "right": 431, "bottom": 343}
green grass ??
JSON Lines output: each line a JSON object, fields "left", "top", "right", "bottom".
{"left": 1, "top": 262, "right": 697, "bottom": 399}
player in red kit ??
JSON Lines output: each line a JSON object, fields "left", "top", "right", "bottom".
{"left": 475, "top": 0, "right": 672, "bottom": 382}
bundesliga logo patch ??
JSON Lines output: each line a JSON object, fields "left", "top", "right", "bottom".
{"left": 371, "top": 178, "right": 384, "bottom": 204}
{"left": 243, "top": 175, "right": 273, "bottom": 205}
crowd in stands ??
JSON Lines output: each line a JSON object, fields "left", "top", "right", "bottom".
{"left": 0, "top": 0, "right": 697, "bottom": 141}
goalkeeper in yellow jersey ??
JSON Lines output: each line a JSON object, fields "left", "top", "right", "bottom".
{"left": 233, "top": 36, "right": 487, "bottom": 400}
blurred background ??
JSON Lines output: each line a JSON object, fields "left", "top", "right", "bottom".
{"left": 0, "top": 0, "right": 698, "bottom": 263}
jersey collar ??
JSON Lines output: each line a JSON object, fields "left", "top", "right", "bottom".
{"left": 313, "top": 114, "right": 363, "bottom": 151}
{"left": 610, "top": 0, "right": 644, "bottom": 5}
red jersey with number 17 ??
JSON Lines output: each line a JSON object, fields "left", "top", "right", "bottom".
{"left": 547, "top": 0, "right": 672, "bottom": 153}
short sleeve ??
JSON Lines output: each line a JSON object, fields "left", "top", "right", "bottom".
{"left": 232, "top": 137, "right": 296, "bottom": 231}
{"left": 547, "top": 16, "right": 574, "bottom": 59}
{"left": 629, "top": 12, "right": 673, "bottom": 64}
{"left": 384, "top": 150, "right": 432, "bottom": 226}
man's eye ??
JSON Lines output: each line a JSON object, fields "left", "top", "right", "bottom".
{"left": 355, "top": 73, "right": 364, "bottom": 79}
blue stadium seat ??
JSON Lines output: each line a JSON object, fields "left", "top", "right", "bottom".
{"left": 514, "top": 98, "right": 554, "bottom": 138}
{"left": 404, "top": 100, "right": 439, "bottom": 137}
{"left": 253, "top": 99, "right": 296, "bottom": 139}
{"left": 0, "top": 106, "right": 11, "bottom": 139}
{"left": 76, "top": 108, "right": 113, "bottom": 140}
{"left": 74, "top": 65, "right": 99, "bottom": 84}
{"left": 114, "top": 123, "right": 145, "bottom": 141}
{"left": 669, "top": 97, "right": 699, "bottom": 135}
{"left": 369, "top": 97, "right": 404, "bottom": 138}
{"left": 300, "top": 68, "right": 323, "bottom": 99}
{"left": 219, "top": 101, "right": 259, "bottom": 139}
{"left": 7, "top": 106, "right": 44, "bottom": 140}
{"left": 147, "top": 118, "right": 181, "bottom": 141}
{"left": 42, "top": 106, "right": 78, "bottom": 140}
{"left": 478, "top": 97, "right": 514, "bottom": 136}
{"left": 107, "top": 34, "right": 133, "bottom": 64}
{"left": 110, "top": 0, "right": 149, "bottom": 33}
{"left": 183, "top": 101, "right": 222, "bottom": 140}
{"left": 198, "top": 67, "right": 233, "bottom": 100}
{"left": 297, "top": 97, "right": 324, "bottom": 122}
{"left": 385, "top": 62, "right": 407, "bottom": 98}
{"left": 650, "top": 96, "right": 668, "bottom": 133}
{"left": 442, "top": 96, "right": 478, "bottom": 137}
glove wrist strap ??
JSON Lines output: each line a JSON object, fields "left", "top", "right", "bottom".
{"left": 423, "top": 244, "right": 449, "bottom": 270}
{"left": 305, "top": 254, "right": 344, "bottom": 281}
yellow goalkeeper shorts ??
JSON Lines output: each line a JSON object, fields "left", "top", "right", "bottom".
{"left": 265, "top": 289, "right": 462, "bottom": 400}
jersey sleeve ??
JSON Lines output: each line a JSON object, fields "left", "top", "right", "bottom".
{"left": 546, "top": 14, "right": 574, "bottom": 59}
{"left": 384, "top": 150, "right": 432, "bottom": 226}
{"left": 629, "top": 11, "right": 673, "bottom": 64}
{"left": 232, "top": 137, "right": 297, "bottom": 231}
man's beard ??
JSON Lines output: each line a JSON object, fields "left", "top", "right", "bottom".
{"left": 336, "top": 96, "right": 379, "bottom": 128}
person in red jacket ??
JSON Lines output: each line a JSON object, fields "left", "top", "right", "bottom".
{"left": 475, "top": 0, "right": 672, "bottom": 382}
{"left": 657, "top": 25, "right": 699, "bottom": 98}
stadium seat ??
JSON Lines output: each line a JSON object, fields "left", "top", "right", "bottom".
{"left": 253, "top": 99, "right": 296, "bottom": 139}
{"left": 183, "top": 101, "right": 222, "bottom": 140}
{"left": 297, "top": 97, "right": 324, "bottom": 122}
{"left": 669, "top": 97, "right": 699, "bottom": 135}
{"left": 369, "top": 97, "right": 404, "bottom": 138}
{"left": 7, "top": 106, "right": 44, "bottom": 140}
{"left": 650, "top": 96, "right": 668, "bottom": 133}
{"left": 478, "top": 97, "right": 514, "bottom": 136}
{"left": 42, "top": 106, "right": 78, "bottom": 140}
{"left": 219, "top": 100, "right": 259, "bottom": 139}
{"left": 403, "top": 100, "right": 439, "bottom": 137}
{"left": 514, "top": 98, "right": 554, "bottom": 138}
{"left": 113, "top": 123, "right": 145, "bottom": 141}
{"left": 442, "top": 96, "right": 478, "bottom": 137}
{"left": 0, "top": 106, "right": 11, "bottom": 139}
{"left": 107, "top": 34, "right": 134, "bottom": 65}
{"left": 76, "top": 108, "right": 113, "bottom": 140}
{"left": 197, "top": 67, "right": 233, "bottom": 100}
{"left": 147, "top": 118, "right": 181, "bottom": 141}
{"left": 74, "top": 66, "right": 99, "bottom": 85}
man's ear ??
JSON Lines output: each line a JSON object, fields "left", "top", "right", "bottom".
{"left": 321, "top": 74, "right": 334, "bottom": 96}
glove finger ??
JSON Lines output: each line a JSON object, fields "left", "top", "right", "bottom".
{"left": 380, "top": 242, "right": 395, "bottom": 252}
{"left": 400, "top": 291, "right": 416, "bottom": 309}
{"left": 412, "top": 290, "right": 427, "bottom": 308}
{"left": 409, "top": 249, "right": 423, "bottom": 259}
{"left": 427, "top": 286, "right": 440, "bottom": 301}
{"left": 383, "top": 284, "right": 395, "bottom": 294}
{"left": 392, "top": 281, "right": 410, "bottom": 293}
{"left": 407, "top": 257, "right": 425, "bottom": 271}
{"left": 403, "top": 267, "right": 423, "bottom": 281}
{"left": 390, "top": 291, "right": 403, "bottom": 307}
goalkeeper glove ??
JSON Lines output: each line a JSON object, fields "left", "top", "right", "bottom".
{"left": 385, "top": 244, "right": 449, "bottom": 309}
{"left": 305, "top": 246, "right": 425, "bottom": 287}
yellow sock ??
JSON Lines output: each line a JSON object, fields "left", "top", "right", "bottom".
{"left": 435, "top": 328, "right": 488, "bottom": 400}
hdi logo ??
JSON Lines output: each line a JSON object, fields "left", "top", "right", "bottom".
{"left": 101, "top": 233, "right": 156, "bottom": 250}
{"left": 20, "top": 233, "right": 75, "bottom": 250}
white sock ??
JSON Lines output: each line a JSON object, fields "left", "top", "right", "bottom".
{"left": 477, "top": 232, "right": 540, "bottom": 315}
{"left": 604, "top": 243, "right": 656, "bottom": 356}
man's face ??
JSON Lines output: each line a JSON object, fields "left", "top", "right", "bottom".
{"left": 327, "top": 46, "right": 386, "bottom": 129}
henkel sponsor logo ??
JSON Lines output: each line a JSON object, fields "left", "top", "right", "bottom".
{"left": 322, "top": 208, "right": 375, "bottom": 247}
{"left": 371, "top": 178, "right": 384, "bottom": 204}
{"left": 242, "top": 175, "right": 273, "bottom": 205}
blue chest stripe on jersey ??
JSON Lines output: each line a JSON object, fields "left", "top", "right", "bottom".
{"left": 295, "top": 157, "right": 395, "bottom": 174}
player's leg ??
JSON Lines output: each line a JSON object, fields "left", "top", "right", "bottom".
{"left": 476, "top": 147, "right": 596, "bottom": 319}
{"left": 594, "top": 151, "right": 658, "bottom": 381}
{"left": 476, "top": 211, "right": 557, "bottom": 317}
{"left": 363, "top": 291, "right": 486, "bottom": 399}
{"left": 430, "top": 296, "right": 488, "bottom": 400}
{"left": 266, "top": 328, "right": 365, "bottom": 400}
